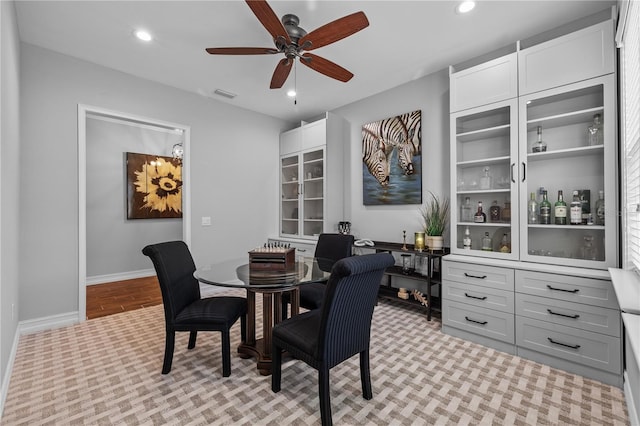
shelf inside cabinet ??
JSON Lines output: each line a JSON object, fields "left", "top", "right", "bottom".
{"left": 528, "top": 224, "right": 604, "bottom": 230}
{"left": 458, "top": 222, "right": 511, "bottom": 227}
{"left": 456, "top": 189, "right": 511, "bottom": 195}
{"left": 456, "top": 156, "right": 510, "bottom": 168}
{"left": 527, "top": 145, "right": 603, "bottom": 162}
{"left": 526, "top": 106, "right": 604, "bottom": 131}
{"left": 456, "top": 124, "right": 510, "bottom": 142}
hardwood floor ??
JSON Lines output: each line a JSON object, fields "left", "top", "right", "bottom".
{"left": 86, "top": 276, "right": 162, "bottom": 320}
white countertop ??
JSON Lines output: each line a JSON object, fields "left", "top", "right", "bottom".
{"left": 609, "top": 268, "right": 640, "bottom": 314}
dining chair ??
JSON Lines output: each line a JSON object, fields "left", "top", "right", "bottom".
{"left": 142, "top": 240, "right": 247, "bottom": 377}
{"left": 282, "top": 233, "right": 354, "bottom": 319}
{"left": 271, "top": 252, "right": 394, "bottom": 426}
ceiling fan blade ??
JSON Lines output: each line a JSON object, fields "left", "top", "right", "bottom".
{"left": 245, "top": 0, "right": 291, "bottom": 45}
{"left": 206, "top": 47, "right": 279, "bottom": 55}
{"left": 299, "top": 11, "right": 369, "bottom": 51}
{"left": 300, "top": 53, "right": 353, "bottom": 82}
{"left": 270, "top": 58, "right": 293, "bottom": 89}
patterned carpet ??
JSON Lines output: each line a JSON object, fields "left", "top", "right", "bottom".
{"left": 2, "top": 288, "right": 629, "bottom": 425}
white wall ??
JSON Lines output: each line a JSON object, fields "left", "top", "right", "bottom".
{"left": 1, "top": 0, "right": 21, "bottom": 387}
{"left": 333, "top": 69, "right": 451, "bottom": 244}
{"left": 86, "top": 116, "right": 183, "bottom": 278}
{"left": 19, "top": 43, "right": 285, "bottom": 321}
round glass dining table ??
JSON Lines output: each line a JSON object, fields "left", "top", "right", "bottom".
{"left": 194, "top": 256, "right": 333, "bottom": 375}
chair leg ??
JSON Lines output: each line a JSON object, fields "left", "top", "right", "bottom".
{"left": 188, "top": 331, "right": 197, "bottom": 349}
{"left": 271, "top": 343, "right": 282, "bottom": 393}
{"left": 319, "top": 366, "right": 333, "bottom": 426}
{"left": 360, "top": 349, "right": 373, "bottom": 400}
{"left": 221, "top": 329, "right": 231, "bottom": 377}
{"left": 162, "top": 330, "right": 175, "bottom": 374}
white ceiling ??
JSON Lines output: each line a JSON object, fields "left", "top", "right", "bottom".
{"left": 15, "top": 0, "right": 616, "bottom": 123}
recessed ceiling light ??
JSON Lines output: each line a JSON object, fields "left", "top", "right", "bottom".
{"left": 456, "top": 1, "right": 476, "bottom": 14}
{"left": 134, "top": 30, "right": 153, "bottom": 42}
{"left": 287, "top": 90, "right": 296, "bottom": 97}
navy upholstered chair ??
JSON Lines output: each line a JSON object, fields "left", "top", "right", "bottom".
{"left": 282, "top": 233, "right": 354, "bottom": 318}
{"left": 271, "top": 252, "right": 394, "bottom": 426}
{"left": 142, "top": 241, "right": 247, "bottom": 377}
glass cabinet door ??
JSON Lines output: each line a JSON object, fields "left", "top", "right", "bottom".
{"left": 280, "top": 154, "right": 300, "bottom": 236}
{"left": 519, "top": 74, "right": 617, "bottom": 268}
{"left": 450, "top": 99, "right": 519, "bottom": 259}
{"left": 302, "top": 148, "right": 324, "bottom": 237}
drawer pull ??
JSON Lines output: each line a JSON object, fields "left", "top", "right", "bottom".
{"left": 547, "top": 337, "right": 581, "bottom": 349}
{"left": 547, "top": 309, "right": 580, "bottom": 319}
{"left": 464, "top": 273, "right": 487, "bottom": 279}
{"left": 546, "top": 285, "right": 579, "bottom": 293}
{"left": 464, "top": 293, "right": 487, "bottom": 300}
{"left": 465, "top": 316, "right": 488, "bottom": 325}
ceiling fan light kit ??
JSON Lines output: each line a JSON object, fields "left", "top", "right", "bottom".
{"left": 206, "top": 0, "right": 369, "bottom": 89}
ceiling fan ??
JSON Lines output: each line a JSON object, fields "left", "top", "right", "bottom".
{"left": 206, "top": 0, "right": 369, "bottom": 89}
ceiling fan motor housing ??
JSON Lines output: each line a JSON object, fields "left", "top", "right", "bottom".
{"left": 281, "top": 14, "right": 307, "bottom": 45}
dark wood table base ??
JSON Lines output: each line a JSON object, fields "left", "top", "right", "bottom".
{"left": 239, "top": 287, "right": 300, "bottom": 375}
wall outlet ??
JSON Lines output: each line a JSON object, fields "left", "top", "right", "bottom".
{"left": 201, "top": 216, "right": 211, "bottom": 226}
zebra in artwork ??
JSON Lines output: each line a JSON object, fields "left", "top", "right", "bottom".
{"left": 368, "top": 111, "right": 421, "bottom": 176}
{"left": 362, "top": 127, "right": 391, "bottom": 187}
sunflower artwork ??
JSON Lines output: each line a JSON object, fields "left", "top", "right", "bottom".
{"left": 126, "top": 152, "right": 182, "bottom": 219}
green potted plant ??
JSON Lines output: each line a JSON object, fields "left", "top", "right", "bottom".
{"left": 419, "top": 192, "right": 450, "bottom": 250}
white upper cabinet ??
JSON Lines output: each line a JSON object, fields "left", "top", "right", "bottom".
{"left": 450, "top": 53, "right": 518, "bottom": 112}
{"left": 518, "top": 20, "right": 615, "bottom": 96}
{"left": 449, "top": 15, "right": 617, "bottom": 270}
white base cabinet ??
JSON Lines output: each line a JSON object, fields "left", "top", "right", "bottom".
{"left": 442, "top": 256, "right": 622, "bottom": 387}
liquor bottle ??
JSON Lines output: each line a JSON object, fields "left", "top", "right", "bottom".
{"left": 489, "top": 200, "right": 501, "bottom": 222}
{"left": 499, "top": 233, "right": 510, "bottom": 253}
{"left": 554, "top": 190, "right": 567, "bottom": 225}
{"left": 481, "top": 232, "right": 492, "bottom": 251}
{"left": 502, "top": 197, "right": 511, "bottom": 223}
{"left": 479, "top": 166, "right": 492, "bottom": 190}
{"left": 539, "top": 190, "right": 551, "bottom": 224}
{"left": 474, "top": 201, "right": 486, "bottom": 223}
{"left": 580, "top": 192, "right": 590, "bottom": 225}
{"left": 463, "top": 226, "right": 472, "bottom": 250}
{"left": 461, "top": 196, "right": 472, "bottom": 222}
{"left": 587, "top": 114, "right": 603, "bottom": 146}
{"left": 595, "top": 190, "right": 605, "bottom": 226}
{"left": 528, "top": 192, "right": 538, "bottom": 224}
{"left": 569, "top": 190, "right": 582, "bottom": 225}
{"left": 532, "top": 126, "right": 547, "bottom": 153}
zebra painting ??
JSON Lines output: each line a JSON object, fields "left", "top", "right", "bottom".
{"left": 362, "top": 110, "right": 422, "bottom": 205}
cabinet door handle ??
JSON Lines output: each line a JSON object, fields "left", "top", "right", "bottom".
{"left": 546, "top": 285, "right": 579, "bottom": 293}
{"left": 547, "top": 309, "right": 580, "bottom": 319}
{"left": 464, "top": 292, "right": 487, "bottom": 300}
{"left": 547, "top": 337, "right": 581, "bottom": 349}
{"left": 521, "top": 162, "right": 526, "bottom": 182}
{"left": 464, "top": 273, "right": 487, "bottom": 279}
{"left": 510, "top": 163, "right": 516, "bottom": 183}
{"left": 465, "top": 316, "right": 488, "bottom": 325}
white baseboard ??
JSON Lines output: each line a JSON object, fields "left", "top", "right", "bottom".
{"left": 18, "top": 311, "right": 79, "bottom": 335}
{"left": 86, "top": 269, "right": 155, "bottom": 285}
{"left": 0, "top": 325, "right": 21, "bottom": 419}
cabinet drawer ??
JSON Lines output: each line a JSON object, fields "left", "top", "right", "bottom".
{"left": 516, "top": 316, "right": 621, "bottom": 374}
{"left": 515, "top": 270, "right": 619, "bottom": 309}
{"left": 443, "top": 280, "right": 514, "bottom": 314}
{"left": 516, "top": 293, "right": 620, "bottom": 337}
{"left": 443, "top": 299, "right": 514, "bottom": 344}
{"left": 450, "top": 53, "right": 518, "bottom": 112}
{"left": 443, "top": 261, "right": 514, "bottom": 291}
{"left": 518, "top": 20, "right": 614, "bottom": 95}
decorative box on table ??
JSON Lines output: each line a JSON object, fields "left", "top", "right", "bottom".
{"left": 248, "top": 247, "right": 295, "bottom": 271}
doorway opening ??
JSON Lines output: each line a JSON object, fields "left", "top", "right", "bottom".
{"left": 78, "top": 105, "right": 191, "bottom": 322}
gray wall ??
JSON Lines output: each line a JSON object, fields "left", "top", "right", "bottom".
{"left": 19, "top": 43, "right": 285, "bottom": 321}
{"left": 334, "top": 69, "right": 451, "bottom": 244}
{"left": 86, "top": 116, "right": 183, "bottom": 279}
{"left": 1, "top": 0, "right": 21, "bottom": 383}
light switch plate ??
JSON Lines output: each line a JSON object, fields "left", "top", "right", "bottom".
{"left": 201, "top": 216, "right": 211, "bottom": 226}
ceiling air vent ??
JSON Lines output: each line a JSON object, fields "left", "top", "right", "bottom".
{"left": 213, "top": 89, "right": 237, "bottom": 99}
